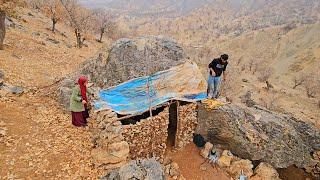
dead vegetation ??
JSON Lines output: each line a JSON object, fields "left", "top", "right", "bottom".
{"left": 60, "top": 0, "right": 94, "bottom": 48}
{"left": 303, "top": 75, "right": 320, "bottom": 98}
{"left": 292, "top": 73, "right": 305, "bottom": 89}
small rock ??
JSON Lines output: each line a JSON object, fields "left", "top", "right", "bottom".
{"left": 200, "top": 142, "right": 213, "bottom": 158}
{"left": 10, "top": 86, "right": 24, "bottom": 95}
{"left": 32, "top": 32, "right": 41, "bottom": 36}
{"left": 227, "top": 159, "right": 253, "bottom": 180}
{"left": 200, "top": 164, "right": 207, "bottom": 171}
{"left": 101, "top": 170, "right": 120, "bottom": 180}
{"left": 169, "top": 162, "right": 180, "bottom": 176}
{"left": 119, "top": 158, "right": 165, "bottom": 180}
{"left": 218, "top": 150, "right": 233, "bottom": 168}
{"left": 242, "top": 79, "right": 249, "bottom": 83}
{"left": 0, "top": 79, "right": 4, "bottom": 88}
{"left": 5, "top": 17, "right": 15, "bottom": 28}
{"left": 178, "top": 175, "right": 186, "bottom": 180}
{"left": 12, "top": 53, "right": 23, "bottom": 60}
{"left": 46, "top": 38, "right": 60, "bottom": 44}
{"left": 0, "top": 69, "right": 4, "bottom": 79}
{"left": 0, "top": 128, "right": 7, "bottom": 137}
{"left": 163, "top": 157, "right": 172, "bottom": 165}
{"left": 251, "top": 162, "right": 281, "bottom": 180}
{"left": 108, "top": 141, "right": 130, "bottom": 158}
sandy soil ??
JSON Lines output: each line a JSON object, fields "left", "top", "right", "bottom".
{"left": 167, "top": 144, "right": 230, "bottom": 180}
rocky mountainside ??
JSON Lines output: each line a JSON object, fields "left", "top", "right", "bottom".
{"left": 80, "top": 0, "right": 209, "bottom": 17}
{"left": 132, "top": 0, "right": 320, "bottom": 44}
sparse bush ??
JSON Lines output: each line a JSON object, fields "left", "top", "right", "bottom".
{"left": 292, "top": 74, "right": 305, "bottom": 89}
{"left": 303, "top": 75, "right": 319, "bottom": 98}
{"left": 258, "top": 67, "right": 273, "bottom": 82}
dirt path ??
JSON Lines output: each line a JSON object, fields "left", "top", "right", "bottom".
{"left": 0, "top": 94, "right": 97, "bottom": 179}
{"left": 167, "top": 144, "right": 230, "bottom": 180}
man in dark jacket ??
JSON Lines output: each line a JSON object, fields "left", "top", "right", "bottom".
{"left": 207, "top": 54, "right": 229, "bottom": 99}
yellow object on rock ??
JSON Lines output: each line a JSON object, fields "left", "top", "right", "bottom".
{"left": 202, "top": 99, "right": 225, "bottom": 110}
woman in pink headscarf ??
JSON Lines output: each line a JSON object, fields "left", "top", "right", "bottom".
{"left": 69, "top": 76, "right": 92, "bottom": 127}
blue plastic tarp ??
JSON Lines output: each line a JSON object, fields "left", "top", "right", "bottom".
{"left": 94, "top": 62, "right": 207, "bottom": 115}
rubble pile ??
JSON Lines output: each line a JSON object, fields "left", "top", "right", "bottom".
{"left": 198, "top": 143, "right": 281, "bottom": 180}
{"left": 163, "top": 158, "right": 186, "bottom": 180}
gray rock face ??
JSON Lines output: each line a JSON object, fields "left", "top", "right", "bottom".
{"left": 196, "top": 103, "right": 320, "bottom": 169}
{"left": 57, "top": 87, "right": 72, "bottom": 108}
{"left": 103, "top": 158, "right": 165, "bottom": 180}
{"left": 80, "top": 36, "right": 185, "bottom": 88}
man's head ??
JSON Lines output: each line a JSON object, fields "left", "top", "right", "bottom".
{"left": 220, "top": 54, "right": 229, "bottom": 63}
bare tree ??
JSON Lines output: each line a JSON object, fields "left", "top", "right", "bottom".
{"left": 93, "top": 10, "right": 115, "bottom": 43}
{"left": 60, "top": 0, "right": 93, "bottom": 48}
{"left": 43, "top": 0, "right": 63, "bottom": 32}
{"left": 292, "top": 74, "right": 305, "bottom": 89}
{"left": 303, "top": 75, "right": 319, "bottom": 98}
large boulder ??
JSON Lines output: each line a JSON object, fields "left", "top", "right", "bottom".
{"left": 58, "top": 36, "right": 186, "bottom": 108}
{"left": 81, "top": 36, "right": 185, "bottom": 88}
{"left": 196, "top": 103, "right": 320, "bottom": 169}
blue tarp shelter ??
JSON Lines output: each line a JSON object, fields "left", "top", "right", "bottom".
{"left": 94, "top": 62, "right": 207, "bottom": 115}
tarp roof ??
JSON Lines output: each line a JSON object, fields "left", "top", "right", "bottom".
{"left": 94, "top": 61, "right": 207, "bottom": 115}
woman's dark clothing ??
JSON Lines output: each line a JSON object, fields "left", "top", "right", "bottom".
{"left": 72, "top": 111, "right": 87, "bottom": 126}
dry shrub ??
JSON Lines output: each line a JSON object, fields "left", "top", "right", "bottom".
{"left": 259, "top": 90, "right": 279, "bottom": 111}
{"left": 292, "top": 73, "right": 305, "bottom": 89}
{"left": 258, "top": 67, "right": 273, "bottom": 82}
{"left": 303, "top": 75, "right": 320, "bottom": 98}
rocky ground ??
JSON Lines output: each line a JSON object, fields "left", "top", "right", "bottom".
{"left": 0, "top": 94, "right": 98, "bottom": 179}
{"left": 0, "top": 7, "right": 103, "bottom": 179}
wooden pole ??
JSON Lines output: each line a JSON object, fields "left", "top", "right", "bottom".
{"left": 145, "top": 46, "right": 153, "bottom": 118}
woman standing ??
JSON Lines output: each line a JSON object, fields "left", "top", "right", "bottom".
{"left": 70, "top": 76, "right": 92, "bottom": 127}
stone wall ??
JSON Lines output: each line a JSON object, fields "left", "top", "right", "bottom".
{"left": 91, "top": 110, "right": 130, "bottom": 171}
{"left": 122, "top": 108, "right": 169, "bottom": 161}
{"left": 175, "top": 103, "right": 198, "bottom": 149}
